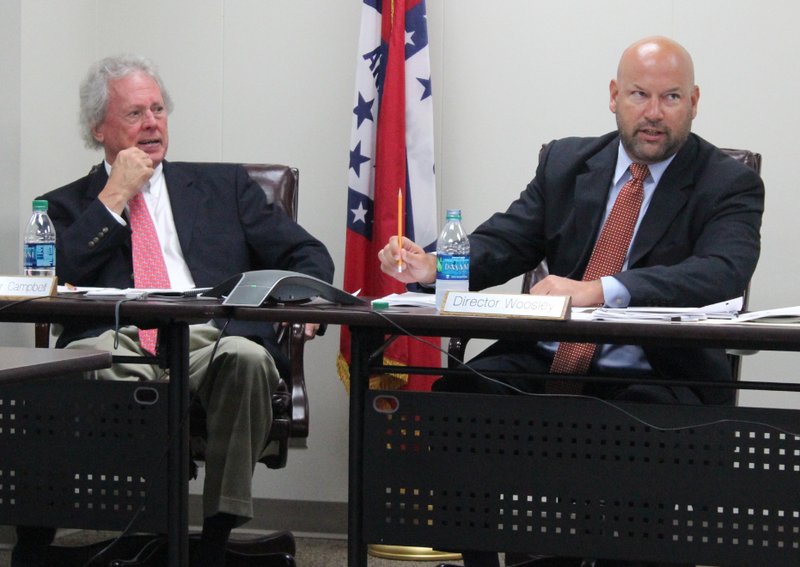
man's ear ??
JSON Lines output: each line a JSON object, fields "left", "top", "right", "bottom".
{"left": 91, "top": 124, "right": 104, "bottom": 144}
{"left": 690, "top": 85, "right": 700, "bottom": 119}
{"left": 609, "top": 79, "right": 619, "bottom": 114}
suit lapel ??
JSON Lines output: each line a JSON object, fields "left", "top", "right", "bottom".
{"left": 571, "top": 138, "right": 619, "bottom": 274}
{"left": 163, "top": 161, "right": 198, "bottom": 256}
{"left": 627, "top": 135, "right": 698, "bottom": 266}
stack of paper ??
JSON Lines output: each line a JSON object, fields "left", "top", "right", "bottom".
{"left": 720, "top": 305, "right": 800, "bottom": 325}
{"left": 592, "top": 297, "right": 743, "bottom": 323}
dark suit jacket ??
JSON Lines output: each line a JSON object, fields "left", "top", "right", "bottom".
{"left": 468, "top": 132, "right": 765, "bottom": 405}
{"left": 40, "top": 160, "right": 335, "bottom": 374}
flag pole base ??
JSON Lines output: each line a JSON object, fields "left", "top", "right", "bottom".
{"left": 367, "top": 544, "right": 461, "bottom": 561}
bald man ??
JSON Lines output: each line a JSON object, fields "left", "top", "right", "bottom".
{"left": 380, "top": 37, "right": 764, "bottom": 567}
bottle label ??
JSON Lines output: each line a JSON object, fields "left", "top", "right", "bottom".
{"left": 436, "top": 254, "right": 469, "bottom": 281}
{"left": 24, "top": 243, "right": 56, "bottom": 268}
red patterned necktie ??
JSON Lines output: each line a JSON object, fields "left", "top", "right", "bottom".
{"left": 547, "top": 163, "right": 650, "bottom": 393}
{"left": 129, "top": 192, "right": 171, "bottom": 354}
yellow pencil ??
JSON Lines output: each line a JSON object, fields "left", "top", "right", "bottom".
{"left": 397, "top": 188, "right": 403, "bottom": 273}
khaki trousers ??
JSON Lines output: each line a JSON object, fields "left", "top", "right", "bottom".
{"left": 66, "top": 324, "right": 280, "bottom": 524}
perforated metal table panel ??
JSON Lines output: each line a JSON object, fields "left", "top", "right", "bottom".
{"left": 0, "top": 378, "right": 169, "bottom": 532}
{"left": 362, "top": 390, "right": 800, "bottom": 566}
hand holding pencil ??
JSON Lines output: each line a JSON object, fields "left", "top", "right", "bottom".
{"left": 377, "top": 233, "right": 437, "bottom": 284}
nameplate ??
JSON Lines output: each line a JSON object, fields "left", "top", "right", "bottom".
{"left": 441, "top": 291, "right": 571, "bottom": 320}
{"left": 0, "top": 275, "right": 57, "bottom": 300}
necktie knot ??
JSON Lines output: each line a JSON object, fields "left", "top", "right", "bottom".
{"left": 630, "top": 163, "right": 650, "bottom": 183}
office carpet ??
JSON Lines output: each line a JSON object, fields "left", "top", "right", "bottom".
{"left": 0, "top": 530, "right": 467, "bottom": 567}
{"left": 0, "top": 531, "right": 719, "bottom": 566}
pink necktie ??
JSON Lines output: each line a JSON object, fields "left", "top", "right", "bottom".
{"left": 547, "top": 163, "right": 650, "bottom": 393}
{"left": 128, "top": 192, "right": 171, "bottom": 354}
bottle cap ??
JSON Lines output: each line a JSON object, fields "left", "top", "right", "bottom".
{"left": 445, "top": 209, "right": 461, "bottom": 220}
{"left": 371, "top": 300, "right": 389, "bottom": 310}
{"left": 32, "top": 200, "right": 48, "bottom": 211}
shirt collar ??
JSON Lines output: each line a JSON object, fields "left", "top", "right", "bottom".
{"left": 613, "top": 141, "right": 676, "bottom": 187}
{"left": 103, "top": 160, "right": 164, "bottom": 197}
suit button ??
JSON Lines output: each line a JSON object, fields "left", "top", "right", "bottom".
{"left": 102, "top": 227, "right": 109, "bottom": 233}
{"left": 88, "top": 242, "right": 95, "bottom": 248}
{"left": 92, "top": 237, "right": 100, "bottom": 244}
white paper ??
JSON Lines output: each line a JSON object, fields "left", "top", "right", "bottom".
{"left": 592, "top": 296, "right": 744, "bottom": 322}
{"left": 82, "top": 287, "right": 211, "bottom": 298}
{"left": 375, "top": 292, "right": 435, "bottom": 307}
{"left": 712, "top": 305, "right": 800, "bottom": 325}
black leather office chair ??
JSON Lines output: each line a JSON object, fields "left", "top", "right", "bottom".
{"left": 30, "top": 163, "right": 307, "bottom": 567}
{"left": 189, "top": 164, "right": 310, "bottom": 471}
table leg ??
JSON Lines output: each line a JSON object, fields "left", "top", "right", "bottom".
{"left": 349, "top": 326, "right": 383, "bottom": 567}
{"left": 164, "top": 322, "right": 190, "bottom": 567}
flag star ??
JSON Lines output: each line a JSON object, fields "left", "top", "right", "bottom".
{"left": 405, "top": 29, "right": 415, "bottom": 46}
{"left": 353, "top": 92, "right": 375, "bottom": 129}
{"left": 349, "top": 141, "right": 371, "bottom": 177}
{"left": 351, "top": 202, "right": 368, "bottom": 224}
{"left": 417, "top": 76, "right": 432, "bottom": 100}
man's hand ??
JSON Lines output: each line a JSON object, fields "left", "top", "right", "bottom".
{"left": 281, "top": 321, "right": 321, "bottom": 340}
{"left": 304, "top": 323, "right": 320, "bottom": 339}
{"left": 98, "top": 147, "right": 154, "bottom": 215}
{"left": 530, "top": 275, "right": 605, "bottom": 307}
{"left": 378, "top": 236, "right": 437, "bottom": 284}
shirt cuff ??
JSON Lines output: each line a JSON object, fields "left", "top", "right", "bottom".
{"left": 104, "top": 205, "right": 127, "bottom": 226}
{"left": 601, "top": 276, "right": 631, "bottom": 308}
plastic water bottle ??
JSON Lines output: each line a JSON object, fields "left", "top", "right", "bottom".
{"left": 23, "top": 200, "right": 57, "bottom": 277}
{"left": 435, "top": 209, "right": 469, "bottom": 309}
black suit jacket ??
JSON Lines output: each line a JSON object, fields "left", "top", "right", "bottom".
{"left": 40, "top": 161, "right": 334, "bottom": 374}
{"left": 468, "top": 132, "right": 764, "bottom": 405}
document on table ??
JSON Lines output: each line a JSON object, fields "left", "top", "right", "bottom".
{"left": 714, "top": 305, "right": 800, "bottom": 325}
{"left": 60, "top": 286, "right": 213, "bottom": 299}
{"left": 374, "top": 292, "right": 436, "bottom": 307}
{"left": 591, "top": 297, "right": 743, "bottom": 322}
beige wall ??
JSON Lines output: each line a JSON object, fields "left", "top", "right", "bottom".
{"left": 2, "top": 0, "right": 799, "bottom": 530}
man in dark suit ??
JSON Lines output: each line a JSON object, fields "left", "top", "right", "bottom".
{"left": 12, "top": 55, "right": 334, "bottom": 567}
{"left": 378, "top": 36, "right": 764, "bottom": 567}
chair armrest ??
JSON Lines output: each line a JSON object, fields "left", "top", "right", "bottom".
{"left": 35, "top": 322, "right": 50, "bottom": 348}
{"left": 447, "top": 336, "right": 469, "bottom": 369}
{"left": 282, "top": 323, "right": 309, "bottom": 438}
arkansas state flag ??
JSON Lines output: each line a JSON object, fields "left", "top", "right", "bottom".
{"left": 337, "top": 0, "right": 441, "bottom": 392}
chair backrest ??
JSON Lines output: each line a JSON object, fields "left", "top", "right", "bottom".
{"left": 242, "top": 164, "right": 299, "bottom": 222}
{"left": 241, "top": 163, "right": 310, "bottom": 449}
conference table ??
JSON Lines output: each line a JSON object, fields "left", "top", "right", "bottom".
{"left": 0, "top": 345, "right": 111, "bottom": 385}
{"left": 2, "top": 294, "right": 800, "bottom": 566}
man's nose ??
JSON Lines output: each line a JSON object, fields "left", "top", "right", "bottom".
{"left": 643, "top": 98, "right": 664, "bottom": 121}
{"left": 141, "top": 110, "right": 157, "bottom": 127}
